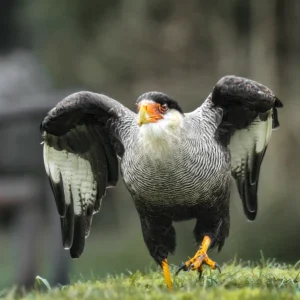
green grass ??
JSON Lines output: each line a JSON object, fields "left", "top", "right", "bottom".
{"left": 3, "top": 259, "right": 300, "bottom": 300}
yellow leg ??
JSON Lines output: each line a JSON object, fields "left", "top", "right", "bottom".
{"left": 176, "top": 236, "right": 221, "bottom": 276}
{"left": 161, "top": 259, "right": 172, "bottom": 290}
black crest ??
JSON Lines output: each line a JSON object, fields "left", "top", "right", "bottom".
{"left": 136, "top": 92, "right": 184, "bottom": 114}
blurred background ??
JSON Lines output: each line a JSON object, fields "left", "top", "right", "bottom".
{"left": 0, "top": 0, "right": 297, "bottom": 290}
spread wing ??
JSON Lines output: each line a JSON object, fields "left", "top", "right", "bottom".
{"left": 212, "top": 75, "right": 283, "bottom": 221}
{"left": 41, "top": 91, "right": 135, "bottom": 258}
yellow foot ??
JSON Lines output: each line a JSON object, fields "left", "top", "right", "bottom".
{"left": 161, "top": 259, "right": 173, "bottom": 290}
{"left": 175, "top": 236, "right": 221, "bottom": 277}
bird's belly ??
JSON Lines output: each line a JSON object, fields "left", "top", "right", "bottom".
{"left": 121, "top": 149, "right": 229, "bottom": 216}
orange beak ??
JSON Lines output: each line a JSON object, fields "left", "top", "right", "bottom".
{"left": 137, "top": 103, "right": 163, "bottom": 126}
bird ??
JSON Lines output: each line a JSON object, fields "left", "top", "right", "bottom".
{"left": 40, "top": 75, "right": 283, "bottom": 290}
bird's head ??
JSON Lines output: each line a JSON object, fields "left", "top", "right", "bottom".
{"left": 136, "top": 92, "right": 184, "bottom": 128}
{"left": 136, "top": 92, "right": 184, "bottom": 158}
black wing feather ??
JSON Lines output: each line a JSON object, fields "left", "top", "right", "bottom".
{"left": 41, "top": 91, "right": 134, "bottom": 258}
{"left": 212, "top": 75, "right": 283, "bottom": 221}
{"left": 61, "top": 197, "right": 75, "bottom": 249}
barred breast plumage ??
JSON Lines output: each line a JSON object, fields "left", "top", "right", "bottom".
{"left": 121, "top": 99, "right": 230, "bottom": 215}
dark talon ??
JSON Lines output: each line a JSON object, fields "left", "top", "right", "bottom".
{"left": 175, "top": 264, "right": 187, "bottom": 276}
{"left": 215, "top": 263, "right": 221, "bottom": 274}
{"left": 198, "top": 270, "right": 203, "bottom": 280}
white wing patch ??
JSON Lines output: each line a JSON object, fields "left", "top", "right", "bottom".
{"left": 229, "top": 110, "right": 272, "bottom": 174}
{"left": 43, "top": 140, "right": 96, "bottom": 216}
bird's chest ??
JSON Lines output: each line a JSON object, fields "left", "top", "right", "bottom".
{"left": 121, "top": 140, "right": 185, "bottom": 192}
{"left": 121, "top": 137, "right": 226, "bottom": 209}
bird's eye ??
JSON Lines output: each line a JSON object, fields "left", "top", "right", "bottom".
{"left": 159, "top": 103, "right": 168, "bottom": 113}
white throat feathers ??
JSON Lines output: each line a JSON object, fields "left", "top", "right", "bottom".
{"left": 137, "top": 109, "right": 184, "bottom": 160}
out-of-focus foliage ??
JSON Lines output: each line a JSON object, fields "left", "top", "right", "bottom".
{"left": 0, "top": 0, "right": 299, "bottom": 290}
{"left": 17, "top": 0, "right": 300, "bottom": 98}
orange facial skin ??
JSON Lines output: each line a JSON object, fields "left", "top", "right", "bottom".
{"left": 137, "top": 102, "right": 167, "bottom": 126}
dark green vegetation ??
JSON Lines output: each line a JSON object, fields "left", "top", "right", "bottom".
{"left": 4, "top": 261, "right": 300, "bottom": 300}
